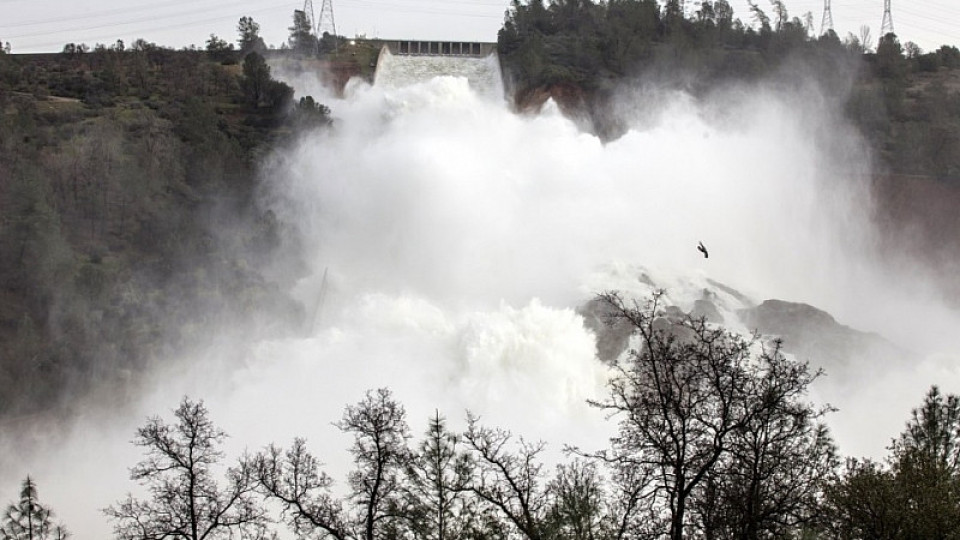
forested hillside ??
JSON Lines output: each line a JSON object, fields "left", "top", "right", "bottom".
{"left": 0, "top": 41, "right": 325, "bottom": 422}
{"left": 497, "top": 0, "right": 960, "bottom": 181}
{"left": 3, "top": 4, "right": 960, "bottom": 538}
{"left": 1, "top": 0, "right": 959, "bottom": 429}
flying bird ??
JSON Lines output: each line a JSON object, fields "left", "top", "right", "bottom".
{"left": 697, "top": 241, "right": 709, "bottom": 258}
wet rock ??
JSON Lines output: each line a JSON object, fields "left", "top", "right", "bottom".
{"left": 578, "top": 297, "right": 635, "bottom": 363}
{"left": 691, "top": 299, "right": 724, "bottom": 324}
{"left": 738, "top": 299, "right": 904, "bottom": 373}
{"left": 664, "top": 305, "right": 685, "bottom": 319}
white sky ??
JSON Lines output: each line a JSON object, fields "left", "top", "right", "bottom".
{"left": 0, "top": 0, "right": 957, "bottom": 55}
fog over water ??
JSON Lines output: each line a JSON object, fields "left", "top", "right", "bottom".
{"left": 5, "top": 56, "right": 960, "bottom": 538}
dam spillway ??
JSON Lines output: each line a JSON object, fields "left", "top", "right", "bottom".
{"left": 372, "top": 44, "right": 503, "bottom": 98}
{"left": 383, "top": 40, "right": 498, "bottom": 57}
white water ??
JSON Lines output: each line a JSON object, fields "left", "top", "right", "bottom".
{"left": 5, "top": 61, "right": 960, "bottom": 539}
{"left": 374, "top": 48, "right": 504, "bottom": 98}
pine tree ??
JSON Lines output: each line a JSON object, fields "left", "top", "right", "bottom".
{"left": 403, "top": 412, "right": 475, "bottom": 540}
{"left": 237, "top": 17, "right": 265, "bottom": 53}
{"left": 288, "top": 10, "right": 318, "bottom": 56}
{"left": 1, "top": 477, "right": 69, "bottom": 540}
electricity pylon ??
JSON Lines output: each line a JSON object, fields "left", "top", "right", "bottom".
{"left": 820, "top": 0, "right": 834, "bottom": 35}
{"left": 303, "top": 0, "right": 317, "bottom": 34}
{"left": 318, "top": 0, "right": 338, "bottom": 38}
{"left": 881, "top": 0, "right": 895, "bottom": 37}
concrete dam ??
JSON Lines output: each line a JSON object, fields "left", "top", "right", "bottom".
{"left": 371, "top": 39, "right": 503, "bottom": 98}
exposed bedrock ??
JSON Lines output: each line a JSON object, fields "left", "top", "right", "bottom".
{"left": 579, "top": 271, "right": 904, "bottom": 375}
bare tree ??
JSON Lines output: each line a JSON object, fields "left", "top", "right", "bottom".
{"left": 544, "top": 460, "right": 607, "bottom": 540}
{"left": 693, "top": 343, "right": 837, "bottom": 539}
{"left": 337, "top": 388, "right": 411, "bottom": 540}
{"left": 858, "top": 25, "right": 873, "bottom": 53}
{"left": 600, "top": 454, "right": 658, "bottom": 540}
{"left": 589, "top": 292, "right": 833, "bottom": 540}
{"left": 256, "top": 389, "right": 410, "bottom": 540}
{"left": 463, "top": 416, "right": 550, "bottom": 540}
{"left": 256, "top": 439, "right": 350, "bottom": 540}
{"left": 105, "top": 397, "right": 267, "bottom": 540}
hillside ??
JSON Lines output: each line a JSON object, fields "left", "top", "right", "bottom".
{"left": 495, "top": 0, "right": 960, "bottom": 306}
{"left": 0, "top": 46, "right": 317, "bottom": 423}
{"left": 2, "top": 0, "right": 960, "bottom": 426}
{"left": 498, "top": 0, "right": 960, "bottom": 183}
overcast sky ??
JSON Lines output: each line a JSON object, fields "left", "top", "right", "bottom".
{"left": 1, "top": 0, "right": 957, "bottom": 56}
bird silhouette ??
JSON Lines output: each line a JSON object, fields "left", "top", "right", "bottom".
{"left": 697, "top": 241, "right": 709, "bottom": 258}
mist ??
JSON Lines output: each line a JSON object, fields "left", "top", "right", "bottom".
{"left": 3, "top": 57, "right": 960, "bottom": 539}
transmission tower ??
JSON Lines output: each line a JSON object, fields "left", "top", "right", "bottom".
{"left": 303, "top": 0, "right": 317, "bottom": 34}
{"left": 318, "top": 0, "right": 338, "bottom": 38}
{"left": 881, "top": 0, "right": 895, "bottom": 36}
{"left": 820, "top": 0, "right": 834, "bottom": 35}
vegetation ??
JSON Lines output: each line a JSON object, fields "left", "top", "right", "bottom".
{"left": 1, "top": 477, "right": 68, "bottom": 540}
{"left": 3, "top": 3, "right": 960, "bottom": 537}
{"left": 159, "top": 291, "right": 846, "bottom": 540}
{"left": 0, "top": 17, "right": 329, "bottom": 423}
{"left": 498, "top": 0, "right": 960, "bottom": 180}
{"left": 588, "top": 293, "right": 836, "bottom": 538}
{"left": 105, "top": 398, "right": 268, "bottom": 540}
{"left": 289, "top": 10, "right": 320, "bottom": 56}
{"left": 237, "top": 17, "right": 267, "bottom": 55}
{"left": 4, "top": 292, "right": 954, "bottom": 538}
{"left": 822, "top": 386, "right": 960, "bottom": 538}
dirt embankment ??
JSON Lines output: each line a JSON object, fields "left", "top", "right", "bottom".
{"left": 511, "top": 82, "right": 629, "bottom": 138}
{"left": 514, "top": 82, "right": 589, "bottom": 114}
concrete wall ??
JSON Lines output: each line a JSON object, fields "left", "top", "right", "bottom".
{"left": 375, "top": 40, "right": 497, "bottom": 57}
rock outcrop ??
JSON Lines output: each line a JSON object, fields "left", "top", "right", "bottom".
{"left": 579, "top": 267, "right": 905, "bottom": 373}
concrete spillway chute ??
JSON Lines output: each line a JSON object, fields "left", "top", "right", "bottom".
{"left": 371, "top": 41, "right": 503, "bottom": 98}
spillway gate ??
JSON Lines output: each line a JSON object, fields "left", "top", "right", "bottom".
{"left": 384, "top": 40, "right": 497, "bottom": 57}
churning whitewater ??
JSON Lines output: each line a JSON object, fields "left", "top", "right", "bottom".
{"left": 10, "top": 58, "right": 960, "bottom": 539}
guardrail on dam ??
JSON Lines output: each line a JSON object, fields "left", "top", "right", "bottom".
{"left": 380, "top": 40, "right": 497, "bottom": 57}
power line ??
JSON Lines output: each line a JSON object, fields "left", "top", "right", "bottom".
{"left": 5, "top": 0, "right": 956, "bottom": 53}
{"left": 4, "top": 0, "right": 507, "bottom": 52}
{"left": 0, "top": 0, "right": 210, "bottom": 29}
{"left": 894, "top": 21, "right": 959, "bottom": 46}
{"left": 339, "top": 0, "right": 502, "bottom": 19}
{"left": 0, "top": 0, "right": 506, "bottom": 29}
{"left": 896, "top": 4, "right": 959, "bottom": 30}
{"left": 734, "top": 0, "right": 957, "bottom": 47}
{"left": 8, "top": 2, "right": 292, "bottom": 50}
{"left": 3, "top": 0, "right": 291, "bottom": 40}
{"left": 360, "top": 0, "right": 508, "bottom": 7}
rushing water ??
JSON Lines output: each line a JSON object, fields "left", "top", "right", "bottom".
{"left": 374, "top": 48, "right": 504, "bottom": 98}
{"left": 4, "top": 56, "right": 960, "bottom": 539}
